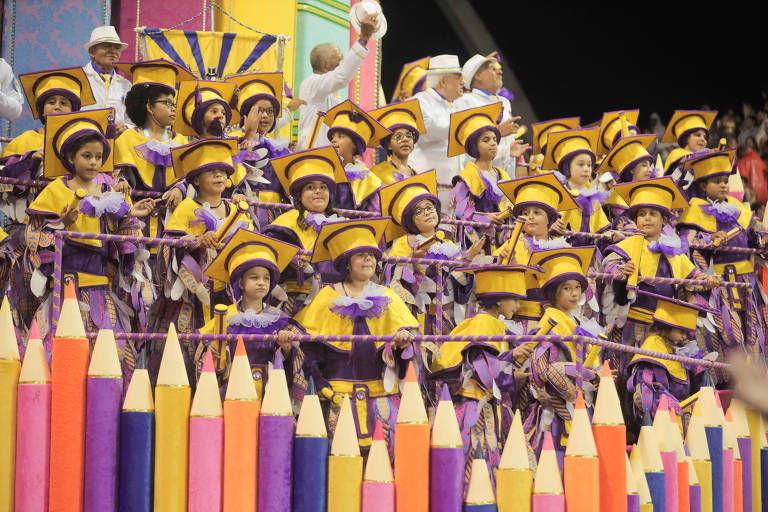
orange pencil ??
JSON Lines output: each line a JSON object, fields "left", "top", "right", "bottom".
{"left": 592, "top": 361, "right": 627, "bottom": 512}
{"left": 565, "top": 391, "right": 599, "bottom": 512}
{"left": 669, "top": 409, "right": 691, "bottom": 512}
{"left": 223, "top": 337, "right": 259, "bottom": 512}
{"left": 394, "top": 362, "right": 429, "bottom": 512}
{"left": 49, "top": 281, "right": 89, "bottom": 511}
{"left": 0, "top": 297, "right": 20, "bottom": 511}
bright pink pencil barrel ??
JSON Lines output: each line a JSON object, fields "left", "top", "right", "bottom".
{"left": 14, "top": 383, "right": 51, "bottom": 512}
{"left": 533, "top": 494, "right": 565, "bottom": 511}
{"left": 362, "top": 481, "right": 395, "bottom": 512}
{"left": 188, "top": 416, "right": 223, "bottom": 512}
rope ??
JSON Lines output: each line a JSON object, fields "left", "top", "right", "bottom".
{"left": 83, "top": 331, "right": 729, "bottom": 370}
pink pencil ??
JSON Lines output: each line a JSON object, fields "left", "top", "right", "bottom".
{"left": 533, "top": 432, "right": 564, "bottom": 511}
{"left": 188, "top": 351, "right": 223, "bottom": 511}
{"left": 653, "top": 396, "right": 679, "bottom": 512}
{"left": 362, "top": 421, "right": 394, "bottom": 512}
{"left": 14, "top": 323, "right": 50, "bottom": 512}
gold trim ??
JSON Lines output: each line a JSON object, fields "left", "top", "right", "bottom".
{"left": 297, "top": 4, "right": 350, "bottom": 27}
{"left": 315, "top": 0, "right": 350, "bottom": 12}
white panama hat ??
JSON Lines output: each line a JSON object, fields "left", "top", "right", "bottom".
{"left": 85, "top": 26, "right": 128, "bottom": 51}
{"left": 426, "top": 54, "right": 461, "bottom": 76}
{"left": 461, "top": 54, "right": 497, "bottom": 88}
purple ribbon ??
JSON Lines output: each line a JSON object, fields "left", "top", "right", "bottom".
{"left": 574, "top": 186, "right": 610, "bottom": 216}
{"left": 79, "top": 192, "right": 131, "bottom": 219}
{"left": 700, "top": 202, "right": 740, "bottom": 223}
{"left": 647, "top": 231, "right": 689, "bottom": 256}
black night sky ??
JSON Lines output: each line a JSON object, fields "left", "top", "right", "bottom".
{"left": 382, "top": 1, "right": 768, "bottom": 130}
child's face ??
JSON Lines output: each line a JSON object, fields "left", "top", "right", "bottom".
{"left": 520, "top": 206, "right": 549, "bottom": 238}
{"left": 568, "top": 153, "right": 593, "bottom": 188}
{"left": 388, "top": 128, "right": 414, "bottom": 160}
{"left": 685, "top": 129, "right": 708, "bottom": 151}
{"left": 253, "top": 98, "right": 276, "bottom": 135}
{"left": 704, "top": 176, "right": 729, "bottom": 202}
{"left": 203, "top": 103, "right": 227, "bottom": 136}
{"left": 497, "top": 297, "right": 521, "bottom": 319}
{"left": 300, "top": 180, "right": 330, "bottom": 213}
{"left": 635, "top": 207, "right": 664, "bottom": 238}
{"left": 330, "top": 131, "right": 357, "bottom": 162}
{"left": 68, "top": 140, "right": 104, "bottom": 181}
{"left": 665, "top": 326, "right": 689, "bottom": 346}
{"left": 148, "top": 93, "right": 176, "bottom": 127}
{"left": 193, "top": 168, "right": 228, "bottom": 196}
{"left": 630, "top": 160, "right": 652, "bottom": 181}
{"left": 347, "top": 251, "right": 377, "bottom": 281}
{"left": 239, "top": 266, "right": 271, "bottom": 302}
{"left": 475, "top": 129, "right": 498, "bottom": 161}
{"left": 411, "top": 199, "right": 439, "bottom": 234}
{"left": 42, "top": 94, "right": 73, "bottom": 116}
{"left": 555, "top": 279, "right": 583, "bottom": 311}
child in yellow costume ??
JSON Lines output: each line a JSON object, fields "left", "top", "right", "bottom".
{"left": 523, "top": 246, "right": 603, "bottom": 468}
{"left": 379, "top": 170, "right": 482, "bottom": 334}
{"left": 295, "top": 217, "right": 420, "bottom": 454}
{"left": 369, "top": 98, "right": 426, "bottom": 185}
{"left": 25, "top": 108, "right": 155, "bottom": 382}
{"left": 264, "top": 146, "right": 349, "bottom": 315}
{"left": 322, "top": 99, "right": 390, "bottom": 212}
{"left": 661, "top": 110, "right": 717, "bottom": 190}
{"left": 424, "top": 263, "right": 540, "bottom": 487}
{"left": 199, "top": 229, "right": 305, "bottom": 400}
{"left": 447, "top": 102, "right": 513, "bottom": 252}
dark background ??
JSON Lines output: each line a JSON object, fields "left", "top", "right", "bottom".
{"left": 381, "top": 1, "right": 768, "bottom": 128}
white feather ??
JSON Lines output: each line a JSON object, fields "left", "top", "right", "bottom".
{"left": 170, "top": 277, "right": 185, "bottom": 301}
{"left": 30, "top": 269, "right": 48, "bottom": 298}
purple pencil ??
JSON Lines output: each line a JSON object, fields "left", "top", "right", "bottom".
{"left": 258, "top": 352, "right": 294, "bottom": 512}
{"left": 729, "top": 399, "right": 753, "bottom": 512}
{"left": 83, "top": 330, "right": 123, "bottom": 512}
{"left": 626, "top": 452, "right": 641, "bottom": 512}
{"left": 430, "top": 384, "right": 463, "bottom": 512}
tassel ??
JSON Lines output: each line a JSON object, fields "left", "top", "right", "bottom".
{"left": 194, "top": 83, "right": 203, "bottom": 107}
{"left": 105, "top": 111, "right": 116, "bottom": 139}
{"left": 230, "top": 87, "right": 239, "bottom": 110}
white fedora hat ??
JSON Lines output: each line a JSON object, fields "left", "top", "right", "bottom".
{"left": 426, "top": 54, "right": 461, "bottom": 76}
{"left": 461, "top": 54, "right": 496, "bottom": 87}
{"left": 85, "top": 26, "right": 128, "bottom": 51}
{"left": 350, "top": 0, "right": 388, "bottom": 40}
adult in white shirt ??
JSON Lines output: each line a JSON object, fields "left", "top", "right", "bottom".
{"left": 82, "top": 26, "right": 132, "bottom": 134}
{"left": 297, "top": 14, "right": 379, "bottom": 149}
{"left": 0, "top": 58, "right": 22, "bottom": 122}
{"left": 409, "top": 55, "right": 465, "bottom": 193}
{"left": 457, "top": 54, "right": 527, "bottom": 176}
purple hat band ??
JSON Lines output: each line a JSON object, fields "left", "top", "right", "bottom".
{"left": 477, "top": 290, "right": 526, "bottom": 301}
{"left": 401, "top": 193, "right": 441, "bottom": 235}
{"left": 558, "top": 148, "right": 595, "bottom": 177}
{"left": 333, "top": 245, "right": 382, "bottom": 273}
{"left": 624, "top": 182, "right": 677, "bottom": 218}
{"left": 229, "top": 258, "right": 281, "bottom": 300}
{"left": 37, "top": 89, "right": 82, "bottom": 123}
{"left": 618, "top": 154, "right": 654, "bottom": 183}
{"left": 610, "top": 125, "right": 639, "bottom": 147}
{"left": 327, "top": 126, "right": 367, "bottom": 157}
{"left": 290, "top": 174, "right": 337, "bottom": 200}
{"left": 53, "top": 119, "right": 110, "bottom": 173}
{"left": 240, "top": 93, "right": 280, "bottom": 123}
{"left": 677, "top": 126, "right": 709, "bottom": 147}
{"left": 542, "top": 272, "right": 588, "bottom": 297}
{"left": 190, "top": 98, "right": 233, "bottom": 136}
{"left": 186, "top": 161, "right": 235, "bottom": 182}
{"left": 465, "top": 125, "right": 501, "bottom": 159}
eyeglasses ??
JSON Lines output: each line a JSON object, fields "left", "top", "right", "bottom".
{"left": 413, "top": 204, "right": 436, "bottom": 217}
{"left": 257, "top": 107, "right": 276, "bottom": 116}
{"left": 392, "top": 132, "right": 414, "bottom": 141}
{"left": 152, "top": 100, "right": 176, "bottom": 109}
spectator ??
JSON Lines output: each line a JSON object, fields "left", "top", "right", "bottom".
{"left": 297, "top": 13, "right": 378, "bottom": 149}
{"left": 738, "top": 115, "right": 759, "bottom": 146}
{"left": 738, "top": 136, "right": 768, "bottom": 205}
{"left": 0, "top": 58, "right": 23, "bottom": 122}
{"left": 82, "top": 26, "right": 132, "bottom": 134}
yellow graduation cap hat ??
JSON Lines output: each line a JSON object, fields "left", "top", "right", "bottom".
{"left": 612, "top": 176, "right": 689, "bottom": 217}
{"left": 115, "top": 59, "right": 195, "bottom": 91}
{"left": 457, "top": 264, "right": 541, "bottom": 299}
{"left": 205, "top": 228, "right": 299, "bottom": 298}
{"left": 270, "top": 145, "right": 347, "bottom": 198}
{"left": 661, "top": 110, "right": 717, "bottom": 145}
{"left": 378, "top": 169, "right": 439, "bottom": 239}
{"left": 596, "top": 134, "right": 656, "bottom": 182}
{"left": 531, "top": 117, "right": 581, "bottom": 155}
{"left": 44, "top": 108, "right": 113, "bottom": 178}
{"left": 499, "top": 171, "right": 578, "bottom": 218}
{"left": 19, "top": 67, "right": 96, "bottom": 120}
{"left": 683, "top": 148, "right": 736, "bottom": 183}
{"left": 597, "top": 109, "right": 640, "bottom": 155}
{"left": 170, "top": 137, "right": 239, "bottom": 180}
{"left": 447, "top": 102, "right": 503, "bottom": 158}
{"left": 392, "top": 57, "right": 430, "bottom": 101}
{"left": 647, "top": 292, "right": 710, "bottom": 333}
{"left": 311, "top": 217, "right": 391, "bottom": 271}
{"left": 226, "top": 71, "right": 283, "bottom": 118}
{"left": 369, "top": 98, "right": 426, "bottom": 143}
{"left": 324, "top": 99, "right": 391, "bottom": 156}
{"left": 173, "top": 80, "right": 240, "bottom": 137}
{"left": 527, "top": 246, "right": 596, "bottom": 295}
{"left": 541, "top": 127, "right": 598, "bottom": 172}
{"left": 664, "top": 147, "right": 692, "bottom": 175}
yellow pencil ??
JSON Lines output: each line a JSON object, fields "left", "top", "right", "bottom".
{"left": 687, "top": 406, "right": 713, "bottom": 512}
{"left": 154, "top": 323, "right": 191, "bottom": 512}
{"left": 497, "top": 410, "right": 532, "bottom": 512}
{"left": 328, "top": 395, "right": 363, "bottom": 512}
{"left": 0, "top": 297, "right": 20, "bottom": 511}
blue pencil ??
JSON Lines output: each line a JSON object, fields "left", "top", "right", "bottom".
{"left": 292, "top": 378, "right": 328, "bottom": 512}
{"left": 118, "top": 369, "right": 154, "bottom": 512}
